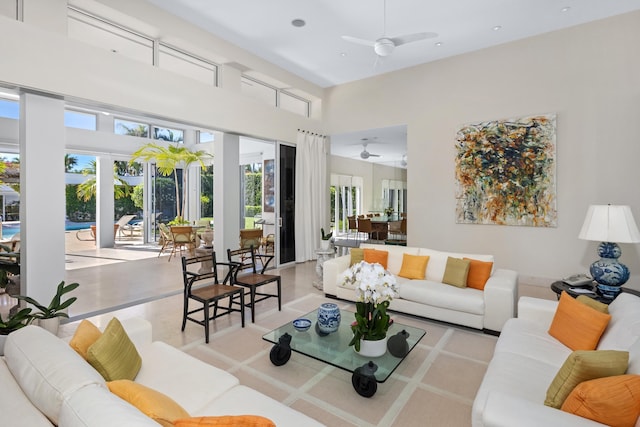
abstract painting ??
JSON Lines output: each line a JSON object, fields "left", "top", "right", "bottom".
{"left": 263, "top": 159, "right": 275, "bottom": 213}
{"left": 455, "top": 114, "right": 557, "bottom": 227}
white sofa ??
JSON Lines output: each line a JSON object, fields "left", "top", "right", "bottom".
{"left": 323, "top": 243, "right": 518, "bottom": 332}
{"left": 0, "top": 317, "right": 324, "bottom": 427}
{"left": 473, "top": 292, "right": 640, "bottom": 427}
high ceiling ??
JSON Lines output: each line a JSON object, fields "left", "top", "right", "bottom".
{"left": 148, "top": 0, "right": 640, "bottom": 88}
{"left": 146, "top": 1, "right": 640, "bottom": 167}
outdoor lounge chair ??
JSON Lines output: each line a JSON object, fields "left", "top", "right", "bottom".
{"left": 115, "top": 214, "right": 137, "bottom": 239}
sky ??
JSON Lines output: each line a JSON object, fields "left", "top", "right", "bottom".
{"left": 0, "top": 97, "right": 95, "bottom": 171}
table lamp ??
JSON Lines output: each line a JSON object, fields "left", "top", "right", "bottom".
{"left": 578, "top": 204, "right": 640, "bottom": 298}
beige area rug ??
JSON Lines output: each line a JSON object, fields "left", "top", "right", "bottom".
{"left": 180, "top": 293, "right": 498, "bottom": 427}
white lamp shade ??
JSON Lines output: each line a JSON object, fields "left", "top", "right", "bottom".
{"left": 579, "top": 205, "right": 640, "bottom": 243}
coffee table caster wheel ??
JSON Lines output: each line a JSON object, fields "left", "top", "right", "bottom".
{"left": 269, "top": 333, "right": 292, "bottom": 366}
{"left": 352, "top": 361, "right": 378, "bottom": 397}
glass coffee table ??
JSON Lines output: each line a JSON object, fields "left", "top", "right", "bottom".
{"left": 262, "top": 308, "right": 426, "bottom": 397}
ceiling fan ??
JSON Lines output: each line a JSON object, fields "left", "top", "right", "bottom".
{"left": 342, "top": 0, "right": 438, "bottom": 57}
{"left": 360, "top": 142, "right": 380, "bottom": 159}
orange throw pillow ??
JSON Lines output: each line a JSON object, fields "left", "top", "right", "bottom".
{"left": 398, "top": 254, "right": 429, "bottom": 279}
{"left": 363, "top": 249, "right": 389, "bottom": 269}
{"left": 174, "top": 416, "right": 276, "bottom": 427}
{"left": 548, "top": 292, "right": 611, "bottom": 351}
{"left": 69, "top": 319, "right": 102, "bottom": 359}
{"left": 463, "top": 258, "right": 493, "bottom": 290}
{"left": 561, "top": 375, "right": 640, "bottom": 427}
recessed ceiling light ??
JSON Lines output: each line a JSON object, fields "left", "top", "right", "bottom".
{"left": 561, "top": 6, "right": 571, "bottom": 12}
{"left": 340, "top": 52, "right": 347, "bottom": 57}
{"left": 435, "top": 42, "right": 443, "bottom": 47}
{"left": 492, "top": 25, "right": 502, "bottom": 31}
{"left": 291, "top": 19, "right": 306, "bottom": 28}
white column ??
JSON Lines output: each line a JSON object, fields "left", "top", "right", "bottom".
{"left": 213, "top": 134, "right": 240, "bottom": 256}
{"left": 19, "top": 93, "right": 65, "bottom": 302}
{"left": 96, "top": 155, "right": 115, "bottom": 247}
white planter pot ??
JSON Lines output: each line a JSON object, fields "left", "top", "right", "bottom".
{"left": 0, "top": 334, "right": 7, "bottom": 356}
{"left": 355, "top": 336, "right": 388, "bottom": 358}
{"left": 320, "top": 240, "right": 331, "bottom": 250}
{"left": 37, "top": 317, "right": 61, "bottom": 336}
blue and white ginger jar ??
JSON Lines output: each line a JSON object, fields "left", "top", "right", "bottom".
{"left": 317, "top": 303, "right": 341, "bottom": 334}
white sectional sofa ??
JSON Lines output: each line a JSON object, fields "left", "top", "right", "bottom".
{"left": 473, "top": 292, "right": 640, "bottom": 427}
{"left": 0, "top": 317, "right": 324, "bottom": 427}
{"left": 323, "top": 243, "right": 518, "bottom": 333}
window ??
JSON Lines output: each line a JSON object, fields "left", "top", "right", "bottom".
{"left": 67, "top": 7, "right": 154, "bottom": 65}
{"left": 64, "top": 110, "right": 97, "bottom": 130}
{"left": 114, "top": 119, "right": 149, "bottom": 137}
{"left": 159, "top": 44, "right": 218, "bottom": 86}
{"left": 153, "top": 126, "right": 184, "bottom": 143}
{"left": 330, "top": 175, "right": 363, "bottom": 235}
{"left": 0, "top": 99, "right": 19, "bottom": 119}
{"left": 280, "top": 92, "right": 310, "bottom": 117}
{"left": 241, "top": 76, "right": 277, "bottom": 106}
{"left": 197, "top": 130, "right": 222, "bottom": 144}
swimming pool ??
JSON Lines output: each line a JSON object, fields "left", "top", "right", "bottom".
{"left": 1, "top": 221, "right": 96, "bottom": 239}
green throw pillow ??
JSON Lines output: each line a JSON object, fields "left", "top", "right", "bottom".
{"left": 544, "top": 350, "right": 629, "bottom": 409}
{"left": 442, "top": 257, "right": 471, "bottom": 288}
{"left": 576, "top": 295, "right": 609, "bottom": 314}
{"left": 350, "top": 248, "right": 364, "bottom": 266}
{"left": 86, "top": 318, "right": 142, "bottom": 381}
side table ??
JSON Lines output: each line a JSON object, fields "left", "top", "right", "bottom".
{"left": 550, "top": 280, "right": 611, "bottom": 304}
{"left": 313, "top": 248, "right": 336, "bottom": 290}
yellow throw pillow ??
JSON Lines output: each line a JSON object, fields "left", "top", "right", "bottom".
{"left": 548, "top": 292, "right": 611, "bottom": 351}
{"left": 86, "top": 318, "right": 142, "bottom": 381}
{"left": 463, "top": 258, "right": 493, "bottom": 290}
{"left": 442, "top": 257, "right": 471, "bottom": 288}
{"left": 174, "top": 415, "right": 276, "bottom": 427}
{"left": 576, "top": 295, "right": 609, "bottom": 314}
{"left": 398, "top": 254, "right": 430, "bottom": 280}
{"left": 69, "top": 319, "right": 102, "bottom": 360}
{"left": 363, "top": 249, "right": 389, "bottom": 269}
{"left": 544, "top": 350, "right": 629, "bottom": 408}
{"left": 561, "top": 375, "right": 640, "bottom": 427}
{"left": 350, "top": 248, "right": 364, "bottom": 266}
{"left": 108, "top": 380, "right": 190, "bottom": 427}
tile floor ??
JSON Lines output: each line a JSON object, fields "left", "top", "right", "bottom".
{"left": 53, "top": 246, "right": 557, "bottom": 427}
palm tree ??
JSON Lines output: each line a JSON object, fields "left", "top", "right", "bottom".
{"left": 130, "top": 143, "right": 212, "bottom": 221}
{"left": 64, "top": 154, "right": 78, "bottom": 172}
{"left": 76, "top": 160, "right": 132, "bottom": 202}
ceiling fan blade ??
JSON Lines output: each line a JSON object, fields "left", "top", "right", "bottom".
{"left": 341, "top": 35, "right": 376, "bottom": 47}
{"left": 369, "top": 153, "right": 381, "bottom": 157}
{"left": 390, "top": 32, "right": 438, "bottom": 47}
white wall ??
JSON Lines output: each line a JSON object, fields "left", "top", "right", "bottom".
{"left": 324, "top": 11, "right": 640, "bottom": 286}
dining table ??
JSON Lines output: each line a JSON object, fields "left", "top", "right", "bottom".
{"left": 369, "top": 215, "right": 402, "bottom": 241}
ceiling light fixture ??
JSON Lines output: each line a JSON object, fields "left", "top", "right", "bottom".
{"left": 492, "top": 25, "right": 502, "bottom": 31}
{"left": 561, "top": 7, "right": 571, "bottom": 12}
{"left": 435, "top": 42, "right": 443, "bottom": 47}
{"left": 291, "top": 19, "right": 306, "bottom": 28}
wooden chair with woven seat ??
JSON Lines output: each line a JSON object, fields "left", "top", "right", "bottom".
{"left": 170, "top": 225, "right": 196, "bottom": 261}
{"left": 227, "top": 246, "right": 281, "bottom": 323}
{"left": 181, "top": 251, "right": 245, "bottom": 343}
{"left": 157, "top": 223, "right": 174, "bottom": 258}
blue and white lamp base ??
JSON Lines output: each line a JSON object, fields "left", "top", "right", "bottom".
{"left": 590, "top": 242, "right": 629, "bottom": 299}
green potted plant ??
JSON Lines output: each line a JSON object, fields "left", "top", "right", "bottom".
{"left": 0, "top": 306, "right": 33, "bottom": 355}
{"left": 320, "top": 228, "right": 333, "bottom": 250}
{"left": 15, "top": 281, "right": 79, "bottom": 335}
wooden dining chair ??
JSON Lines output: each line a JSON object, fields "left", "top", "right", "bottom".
{"left": 170, "top": 226, "right": 196, "bottom": 261}
{"left": 357, "top": 217, "right": 372, "bottom": 242}
{"left": 181, "top": 252, "right": 245, "bottom": 343}
{"left": 347, "top": 215, "right": 358, "bottom": 240}
{"left": 227, "top": 246, "right": 281, "bottom": 323}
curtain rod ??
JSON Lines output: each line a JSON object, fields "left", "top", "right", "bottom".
{"left": 297, "top": 129, "right": 325, "bottom": 137}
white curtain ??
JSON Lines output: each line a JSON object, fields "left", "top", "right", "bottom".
{"left": 295, "top": 130, "right": 328, "bottom": 262}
